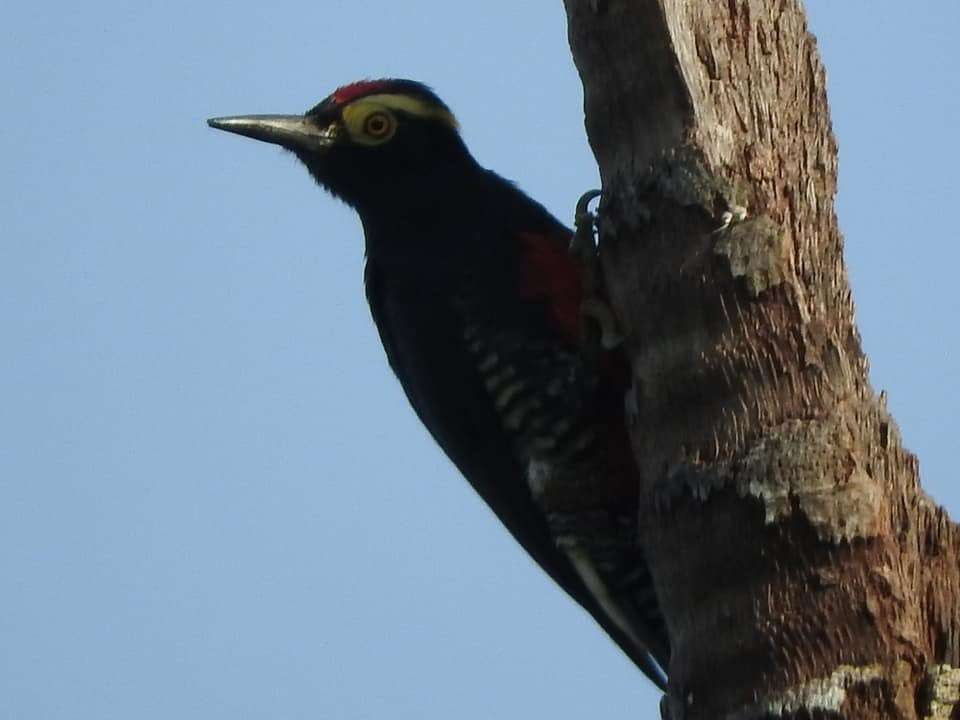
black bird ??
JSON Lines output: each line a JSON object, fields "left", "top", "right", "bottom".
{"left": 208, "top": 79, "right": 669, "bottom": 689}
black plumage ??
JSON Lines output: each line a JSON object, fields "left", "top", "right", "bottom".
{"left": 208, "top": 79, "right": 669, "bottom": 690}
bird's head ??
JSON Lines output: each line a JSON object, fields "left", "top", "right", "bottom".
{"left": 208, "top": 79, "right": 474, "bottom": 213}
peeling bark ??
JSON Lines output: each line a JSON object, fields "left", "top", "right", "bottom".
{"left": 562, "top": 1, "right": 960, "bottom": 718}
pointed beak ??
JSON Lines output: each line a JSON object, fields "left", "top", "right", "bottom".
{"left": 206, "top": 114, "right": 338, "bottom": 152}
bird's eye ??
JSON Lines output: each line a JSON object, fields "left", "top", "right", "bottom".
{"left": 341, "top": 102, "right": 399, "bottom": 145}
{"left": 363, "top": 111, "right": 394, "bottom": 140}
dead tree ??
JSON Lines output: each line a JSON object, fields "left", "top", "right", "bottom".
{"left": 561, "top": 1, "right": 960, "bottom": 717}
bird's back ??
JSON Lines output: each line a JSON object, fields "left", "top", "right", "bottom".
{"left": 363, "top": 172, "right": 669, "bottom": 687}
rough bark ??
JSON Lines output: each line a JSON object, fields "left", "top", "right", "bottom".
{"left": 562, "top": 1, "right": 960, "bottom": 718}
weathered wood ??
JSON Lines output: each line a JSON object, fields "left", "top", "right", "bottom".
{"left": 562, "top": 1, "right": 960, "bottom": 717}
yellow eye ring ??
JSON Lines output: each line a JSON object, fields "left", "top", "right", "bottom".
{"left": 363, "top": 111, "right": 394, "bottom": 139}
{"left": 341, "top": 102, "right": 399, "bottom": 145}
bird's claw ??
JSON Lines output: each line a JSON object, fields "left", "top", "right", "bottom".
{"left": 582, "top": 298, "right": 623, "bottom": 349}
{"left": 713, "top": 204, "right": 748, "bottom": 233}
{"left": 570, "top": 189, "right": 623, "bottom": 355}
{"left": 575, "top": 188, "right": 602, "bottom": 223}
{"left": 571, "top": 189, "right": 602, "bottom": 262}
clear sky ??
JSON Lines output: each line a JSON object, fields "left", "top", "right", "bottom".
{"left": 2, "top": 2, "right": 957, "bottom": 718}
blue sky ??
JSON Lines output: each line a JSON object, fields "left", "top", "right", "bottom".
{"left": 2, "top": 2, "right": 957, "bottom": 718}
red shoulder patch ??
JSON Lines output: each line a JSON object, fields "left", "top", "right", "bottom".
{"left": 331, "top": 80, "right": 392, "bottom": 105}
{"left": 516, "top": 231, "right": 583, "bottom": 345}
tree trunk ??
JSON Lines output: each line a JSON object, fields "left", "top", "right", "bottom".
{"left": 561, "top": 1, "right": 960, "bottom": 717}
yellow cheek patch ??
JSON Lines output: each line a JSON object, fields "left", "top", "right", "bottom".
{"left": 341, "top": 93, "right": 459, "bottom": 145}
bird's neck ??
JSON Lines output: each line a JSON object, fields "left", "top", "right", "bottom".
{"left": 358, "top": 164, "right": 507, "bottom": 270}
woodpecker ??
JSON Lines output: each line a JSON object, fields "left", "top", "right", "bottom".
{"left": 208, "top": 79, "right": 669, "bottom": 689}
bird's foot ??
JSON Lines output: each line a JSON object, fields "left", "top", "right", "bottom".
{"left": 570, "top": 188, "right": 602, "bottom": 266}
{"left": 582, "top": 298, "right": 623, "bottom": 349}
{"left": 570, "top": 189, "right": 623, "bottom": 351}
{"left": 712, "top": 204, "right": 748, "bottom": 233}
